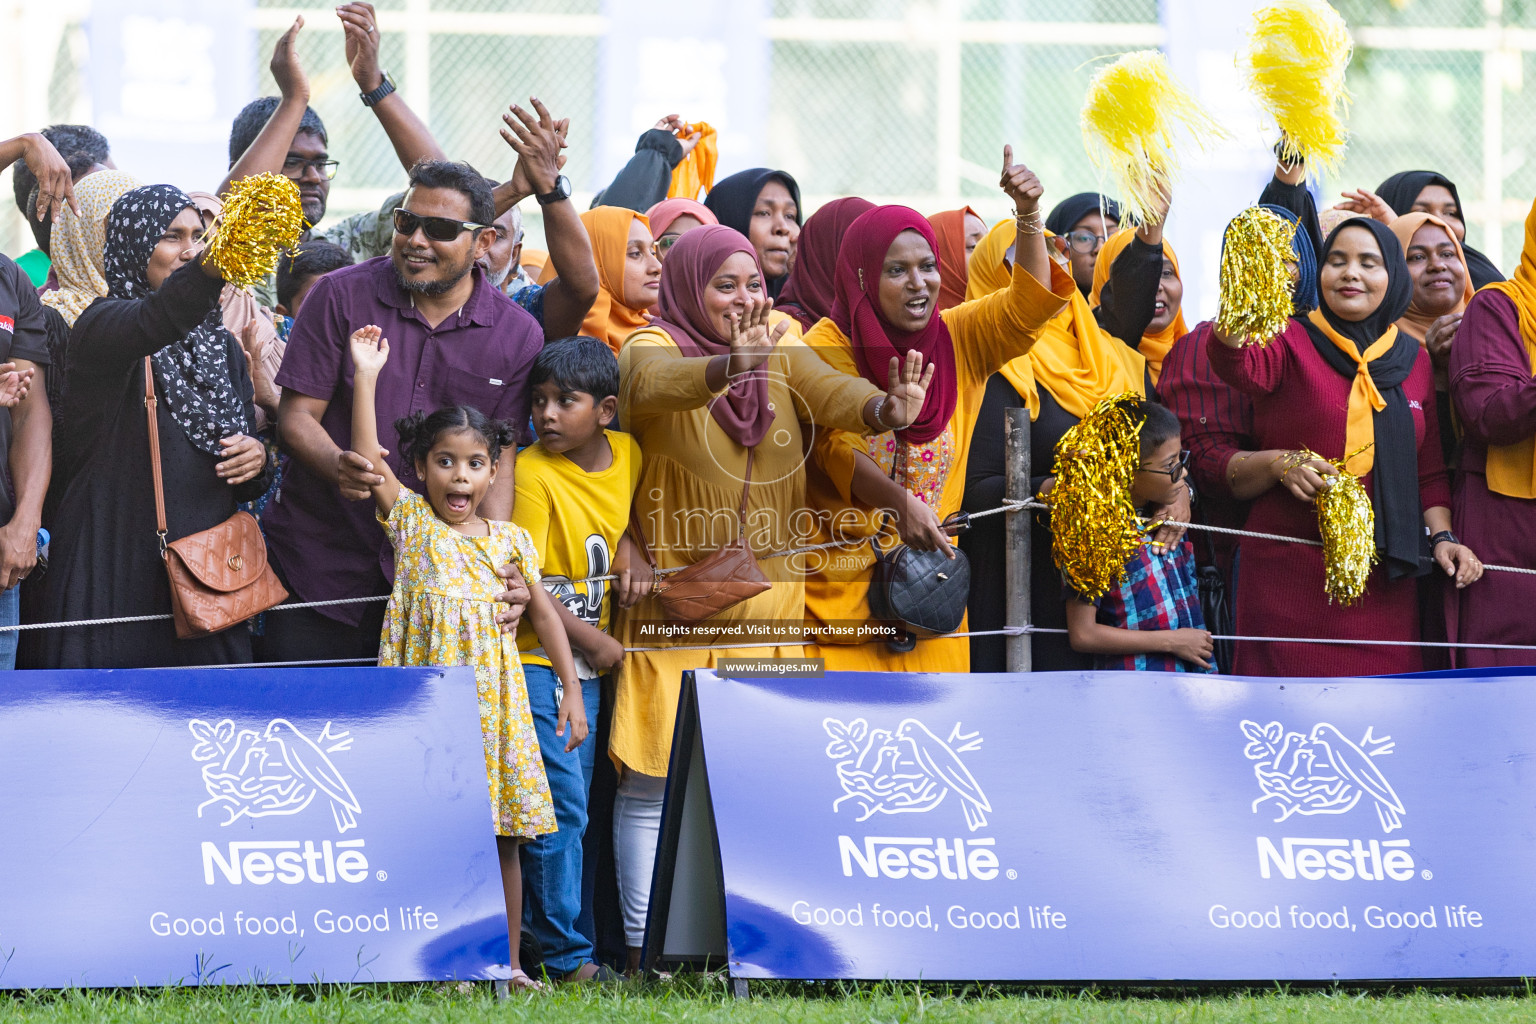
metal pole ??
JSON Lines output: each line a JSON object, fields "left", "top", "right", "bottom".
{"left": 1005, "top": 406, "right": 1032, "bottom": 673}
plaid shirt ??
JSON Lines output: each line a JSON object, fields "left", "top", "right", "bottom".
{"left": 1081, "top": 537, "right": 1214, "bottom": 673}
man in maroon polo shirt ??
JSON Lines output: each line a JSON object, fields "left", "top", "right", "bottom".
{"left": 263, "top": 159, "right": 548, "bottom": 662}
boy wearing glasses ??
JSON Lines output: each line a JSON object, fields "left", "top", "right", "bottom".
{"left": 1064, "top": 401, "right": 1216, "bottom": 673}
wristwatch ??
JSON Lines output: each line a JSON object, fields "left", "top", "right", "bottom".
{"left": 360, "top": 70, "right": 397, "bottom": 107}
{"left": 536, "top": 175, "right": 572, "bottom": 207}
{"left": 1430, "top": 530, "right": 1459, "bottom": 548}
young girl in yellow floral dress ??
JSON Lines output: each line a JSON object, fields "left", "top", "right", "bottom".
{"left": 349, "top": 325, "right": 587, "bottom": 991}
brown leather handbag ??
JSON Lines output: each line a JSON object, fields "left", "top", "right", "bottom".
{"left": 144, "top": 356, "right": 288, "bottom": 639}
{"left": 633, "top": 449, "right": 770, "bottom": 624}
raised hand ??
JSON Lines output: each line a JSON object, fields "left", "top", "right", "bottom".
{"left": 999, "top": 144, "right": 1044, "bottom": 216}
{"left": 19, "top": 134, "right": 78, "bottom": 224}
{"left": 500, "top": 97, "right": 569, "bottom": 199}
{"left": 1334, "top": 188, "right": 1395, "bottom": 225}
{"left": 270, "top": 16, "right": 309, "bottom": 103}
{"left": 878, "top": 349, "right": 936, "bottom": 431}
{"left": 654, "top": 114, "right": 703, "bottom": 157}
{"left": 0, "top": 362, "right": 35, "bottom": 408}
{"left": 724, "top": 295, "right": 789, "bottom": 376}
{"left": 338, "top": 3, "right": 384, "bottom": 93}
{"left": 349, "top": 325, "right": 390, "bottom": 379}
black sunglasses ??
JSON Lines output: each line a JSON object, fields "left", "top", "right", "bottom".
{"left": 392, "top": 208, "right": 489, "bottom": 243}
{"left": 1140, "top": 449, "right": 1191, "bottom": 484}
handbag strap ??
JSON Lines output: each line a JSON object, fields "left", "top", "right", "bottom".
{"left": 734, "top": 448, "right": 754, "bottom": 539}
{"left": 143, "top": 356, "right": 169, "bottom": 557}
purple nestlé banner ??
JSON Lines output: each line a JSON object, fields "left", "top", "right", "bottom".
{"left": 0, "top": 668, "right": 506, "bottom": 988}
{"left": 690, "top": 668, "right": 1536, "bottom": 981}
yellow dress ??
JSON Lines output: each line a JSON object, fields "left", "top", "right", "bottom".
{"left": 612, "top": 324, "right": 883, "bottom": 777}
{"left": 378, "top": 489, "right": 556, "bottom": 839}
{"left": 801, "top": 261, "right": 1075, "bottom": 673}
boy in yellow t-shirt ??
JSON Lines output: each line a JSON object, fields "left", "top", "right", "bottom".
{"left": 513, "top": 337, "right": 640, "bottom": 982}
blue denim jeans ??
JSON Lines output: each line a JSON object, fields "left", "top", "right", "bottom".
{"left": 0, "top": 584, "right": 19, "bottom": 670}
{"left": 520, "top": 664, "right": 601, "bottom": 975}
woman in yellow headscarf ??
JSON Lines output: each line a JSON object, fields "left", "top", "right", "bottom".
{"left": 1090, "top": 228, "right": 1186, "bottom": 383}
{"left": 1448, "top": 196, "right": 1536, "bottom": 666}
{"left": 960, "top": 217, "right": 1154, "bottom": 672}
{"left": 40, "top": 170, "right": 142, "bottom": 326}
{"left": 540, "top": 206, "right": 661, "bottom": 353}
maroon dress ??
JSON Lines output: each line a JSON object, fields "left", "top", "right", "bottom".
{"left": 1447, "top": 289, "right": 1536, "bottom": 667}
{"left": 1208, "top": 321, "right": 1451, "bottom": 677}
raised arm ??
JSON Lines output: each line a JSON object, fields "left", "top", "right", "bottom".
{"left": 597, "top": 116, "right": 698, "bottom": 212}
{"left": 0, "top": 133, "right": 77, "bottom": 224}
{"left": 219, "top": 18, "right": 310, "bottom": 196}
{"left": 491, "top": 97, "right": 570, "bottom": 218}
{"left": 500, "top": 101, "right": 598, "bottom": 338}
{"left": 348, "top": 324, "right": 401, "bottom": 516}
{"left": 1095, "top": 187, "right": 1170, "bottom": 349}
{"left": 338, "top": 4, "right": 447, "bottom": 170}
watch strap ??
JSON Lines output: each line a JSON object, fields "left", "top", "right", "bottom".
{"left": 1430, "top": 530, "right": 1459, "bottom": 548}
{"left": 360, "top": 71, "right": 396, "bottom": 107}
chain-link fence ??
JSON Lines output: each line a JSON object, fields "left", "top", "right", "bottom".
{"left": 7, "top": 0, "right": 1536, "bottom": 270}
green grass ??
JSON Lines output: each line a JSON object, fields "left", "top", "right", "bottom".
{"left": 4, "top": 976, "right": 1536, "bottom": 1024}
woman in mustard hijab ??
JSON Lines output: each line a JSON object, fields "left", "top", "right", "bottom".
{"left": 1449, "top": 197, "right": 1536, "bottom": 666}
{"left": 961, "top": 218, "right": 1154, "bottom": 671}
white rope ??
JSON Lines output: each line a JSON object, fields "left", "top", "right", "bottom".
{"left": 622, "top": 628, "right": 1022, "bottom": 654}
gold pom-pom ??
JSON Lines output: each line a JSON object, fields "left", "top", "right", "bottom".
{"left": 1286, "top": 448, "right": 1377, "bottom": 605}
{"left": 201, "top": 172, "right": 308, "bottom": 288}
{"left": 1216, "top": 206, "right": 1298, "bottom": 347}
{"left": 1080, "top": 51, "right": 1228, "bottom": 226}
{"left": 1044, "top": 392, "right": 1146, "bottom": 601}
{"left": 1242, "top": 0, "right": 1354, "bottom": 176}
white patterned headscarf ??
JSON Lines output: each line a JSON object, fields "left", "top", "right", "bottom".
{"left": 102, "top": 185, "right": 250, "bottom": 454}
{"left": 39, "top": 170, "right": 142, "bottom": 326}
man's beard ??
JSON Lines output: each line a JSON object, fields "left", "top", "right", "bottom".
{"left": 483, "top": 256, "right": 512, "bottom": 289}
{"left": 393, "top": 250, "right": 475, "bottom": 296}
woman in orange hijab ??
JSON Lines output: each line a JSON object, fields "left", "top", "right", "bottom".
{"left": 1090, "top": 227, "right": 1186, "bottom": 383}
{"left": 926, "top": 206, "right": 986, "bottom": 312}
{"left": 1390, "top": 212, "right": 1474, "bottom": 468}
{"left": 543, "top": 206, "right": 661, "bottom": 352}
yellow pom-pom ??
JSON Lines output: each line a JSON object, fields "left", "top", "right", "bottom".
{"left": 1281, "top": 448, "right": 1377, "bottom": 605}
{"left": 202, "top": 172, "right": 308, "bottom": 289}
{"left": 1080, "top": 51, "right": 1228, "bottom": 226}
{"left": 1216, "top": 206, "right": 1298, "bottom": 347}
{"left": 1243, "top": 0, "right": 1354, "bottom": 176}
{"left": 1044, "top": 392, "right": 1146, "bottom": 601}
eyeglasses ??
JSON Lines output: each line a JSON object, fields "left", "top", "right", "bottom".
{"left": 654, "top": 234, "right": 681, "bottom": 260}
{"left": 1139, "top": 449, "right": 1191, "bottom": 484}
{"left": 1064, "top": 230, "right": 1107, "bottom": 254}
{"left": 282, "top": 156, "right": 341, "bottom": 180}
{"left": 392, "top": 208, "right": 489, "bottom": 242}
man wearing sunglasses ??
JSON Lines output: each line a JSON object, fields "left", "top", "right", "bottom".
{"left": 264, "top": 160, "right": 546, "bottom": 664}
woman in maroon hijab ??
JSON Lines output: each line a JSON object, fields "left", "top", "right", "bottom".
{"left": 775, "top": 197, "right": 875, "bottom": 331}
{"left": 609, "top": 223, "right": 934, "bottom": 966}
{"left": 801, "top": 147, "right": 1076, "bottom": 672}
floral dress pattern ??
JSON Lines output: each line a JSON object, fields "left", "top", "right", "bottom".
{"left": 378, "top": 489, "right": 556, "bottom": 839}
{"left": 866, "top": 425, "right": 957, "bottom": 507}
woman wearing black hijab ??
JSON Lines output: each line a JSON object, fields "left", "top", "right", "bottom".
{"left": 1044, "top": 192, "right": 1122, "bottom": 297}
{"left": 40, "top": 185, "right": 271, "bottom": 668}
{"left": 1206, "top": 217, "right": 1480, "bottom": 677}
{"left": 702, "top": 168, "right": 801, "bottom": 298}
{"left": 1374, "top": 171, "right": 1504, "bottom": 289}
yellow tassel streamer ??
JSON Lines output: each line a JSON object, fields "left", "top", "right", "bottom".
{"left": 1284, "top": 447, "right": 1377, "bottom": 605}
{"left": 667, "top": 121, "right": 718, "bottom": 202}
{"left": 1242, "top": 0, "right": 1354, "bottom": 176}
{"left": 1216, "top": 206, "right": 1298, "bottom": 347}
{"left": 1044, "top": 392, "right": 1145, "bottom": 601}
{"left": 1079, "top": 51, "right": 1228, "bottom": 226}
{"left": 201, "top": 172, "right": 307, "bottom": 289}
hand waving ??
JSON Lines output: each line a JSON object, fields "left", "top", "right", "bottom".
{"left": 270, "top": 16, "right": 309, "bottom": 103}
{"left": 1334, "top": 188, "right": 1395, "bottom": 225}
{"left": 349, "top": 325, "right": 390, "bottom": 379}
{"left": 501, "top": 98, "right": 569, "bottom": 199}
{"left": 877, "top": 350, "right": 936, "bottom": 431}
{"left": 724, "top": 296, "right": 789, "bottom": 377}
{"left": 999, "top": 144, "right": 1044, "bottom": 215}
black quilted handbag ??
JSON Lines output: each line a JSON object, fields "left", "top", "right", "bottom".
{"left": 866, "top": 435, "right": 972, "bottom": 653}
